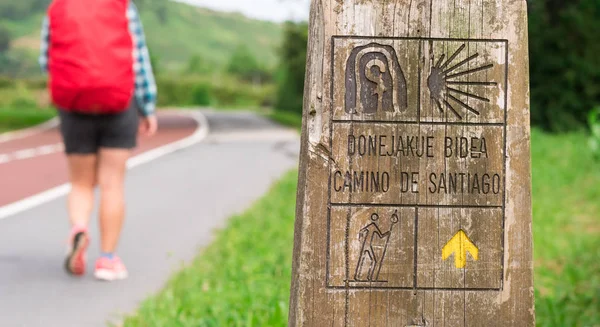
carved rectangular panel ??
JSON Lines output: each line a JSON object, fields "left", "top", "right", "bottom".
{"left": 289, "top": 1, "right": 534, "bottom": 326}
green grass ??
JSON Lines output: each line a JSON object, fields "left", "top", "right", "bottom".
{"left": 0, "top": 106, "right": 56, "bottom": 133}
{"left": 530, "top": 129, "right": 600, "bottom": 326}
{"left": 0, "top": 83, "right": 56, "bottom": 133}
{"left": 121, "top": 128, "right": 599, "bottom": 327}
{"left": 267, "top": 111, "right": 302, "bottom": 132}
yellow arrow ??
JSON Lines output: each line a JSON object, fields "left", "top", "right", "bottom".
{"left": 441, "top": 230, "right": 479, "bottom": 269}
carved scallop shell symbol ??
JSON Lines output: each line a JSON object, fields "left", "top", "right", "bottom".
{"left": 428, "top": 44, "right": 498, "bottom": 120}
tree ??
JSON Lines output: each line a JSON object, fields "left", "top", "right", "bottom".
{"left": 275, "top": 21, "right": 308, "bottom": 113}
{"left": 528, "top": 0, "right": 600, "bottom": 131}
{"left": 0, "top": 25, "right": 11, "bottom": 53}
{"left": 226, "top": 45, "right": 269, "bottom": 82}
{"left": 186, "top": 54, "right": 212, "bottom": 75}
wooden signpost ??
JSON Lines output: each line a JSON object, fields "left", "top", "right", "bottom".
{"left": 289, "top": 0, "right": 534, "bottom": 326}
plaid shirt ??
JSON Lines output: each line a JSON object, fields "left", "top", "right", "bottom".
{"left": 39, "top": 2, "right": 157, "bottom": 117}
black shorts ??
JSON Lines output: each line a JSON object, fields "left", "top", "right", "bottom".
{"left": 58, "top": 101, "right": 140, "bottom": 154}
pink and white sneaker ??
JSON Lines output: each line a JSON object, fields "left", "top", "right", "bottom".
{"left": 94, "top": 256, "right": 129, "bottom": 281}
{"left": 64, "top": 226, "right": 89, "bottom": 276}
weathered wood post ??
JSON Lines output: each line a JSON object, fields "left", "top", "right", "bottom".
{"left": 289, "top": 0, "right": 534, "bottom": 325}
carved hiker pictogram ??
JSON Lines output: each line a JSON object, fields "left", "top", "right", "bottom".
{"left": 353, "top": 211, "right": 399, "bottom": 282}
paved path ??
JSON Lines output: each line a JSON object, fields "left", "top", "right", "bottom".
{"left": 0, "top": 111, "right": 200, "bottom": 209}
{"left": 0, "top": 110, "right": 300, "bottom": 327}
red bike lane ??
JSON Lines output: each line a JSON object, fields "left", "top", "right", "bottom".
{"left": 0, "top": 111, "right": 200, "bottom": 208}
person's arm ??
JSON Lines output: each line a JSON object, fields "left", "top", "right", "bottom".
{"left": 127, "top": 2, "right": 157, "bottom": 118}
{"left": 39, "top": 15, "right": 50, "bottom": 74}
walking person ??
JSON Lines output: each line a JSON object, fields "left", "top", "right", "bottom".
{"left": 38, "top": 0, "right": 158, "bottom": 281}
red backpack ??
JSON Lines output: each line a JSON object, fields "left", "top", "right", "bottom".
{"left": 47, "top": 0, "right": 134, "bottom": 114}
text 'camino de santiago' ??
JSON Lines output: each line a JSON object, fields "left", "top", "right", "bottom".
{"left": 333, "top": 132, "right": 502, "bottom": 196}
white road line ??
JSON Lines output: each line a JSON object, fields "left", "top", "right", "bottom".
{"left": 127, "top": 110, "right": 209, "bottom": 169}
{"left": 0, "top": 118, "right": 60, "bottom": 144}
{"left": 13, "top": 149, "right": 37, "bottom": 160}
{"left": 0, "top": 143, "right": 64, "bottom": 165}
{"left": 38, "top": 144, "right": 62, "bottom": 155}
{"left": 0, "top": 184, "right": 72, "bottom": 222}
{"left": 0, "top": 110, "right": 210, "bottom": 221}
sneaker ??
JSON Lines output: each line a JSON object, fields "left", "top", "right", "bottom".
{"left": 94, "top": 256, "right": 129, "bottom": 281}
{"left": 64, "top": 227, "right": 89, "bottom": 276}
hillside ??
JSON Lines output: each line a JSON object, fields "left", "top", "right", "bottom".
{"left": 0, "top": 0, "right": 283, "bottom": 76}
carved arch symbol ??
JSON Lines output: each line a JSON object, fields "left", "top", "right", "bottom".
{"left": 344, "top": 43, "right": 408, "bottom": 114}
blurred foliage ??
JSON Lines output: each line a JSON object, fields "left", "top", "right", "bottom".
{"left": 0, "top": 49, "right": 40, "bottom": 78}
{"left": 270, "top": 1, "right": 600, "bottom": 132}
{"left": 191, "top": 83, "right": 212, "bottom": 106}
{"left": 0, "top": 0, "right": 49, "bottom": 20}
{"left": 528, "top": 0, "right": 600, "bottom": 131}
{"left": 0, "top": 73, "right": 275, "bottom": 111}
{"left": 274, "top": 21, "right": 308, "bottom": 114}
{"left": 155, "top": 75, "right": 275, "bottom": 109}
{"left": 0, "top": 24, "right": 10, "bottom": 53}
{"left": 0, "top": 78, "right": 47, "bottom": 108}
{"left": 588, "top": 106, "right": 600, "bottom": 160}
{"left": 267, "top": 110, "right": 303, "bottom": 132}
{"left": 149, "top": 52, "right": 161, "bottom": 77}
{"left": 134, "top": 2, "right": 282, "bottom": 72}
{"left": 0, "top": 0, "right": 282, "bottom": 110}
{"left": 0, "top": 0, "right": 282, "bottom": 74}
{"left": 186, "top": 54, "right": 212, "bottom": 75}
{"left": 0, "top": 75, "right": 45, "bottom": 89}
{"left": 9, "top": 83, "right": 37, "bottom": 108}
{"left": 226, "top": 45, "right": 273, "bottom": 83}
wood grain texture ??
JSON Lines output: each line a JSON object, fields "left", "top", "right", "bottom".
{"left": 289, "top": 0, "right": 534, "bottom": 326}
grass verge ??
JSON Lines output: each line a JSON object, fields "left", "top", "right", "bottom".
{"left": 122, "top": 128, "right": 599, "bottom": 327}
{"left": 266, "top": 111, "right": 302, "bottom": 132}
{"left": 0, "top": 107, "right": 56, "bottom": 133}
{"left": 530, "top": 129, "right": 600, "bottom": 326}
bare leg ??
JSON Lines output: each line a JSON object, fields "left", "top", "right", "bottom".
{"left": 64, "top": 154, "right": 97, "bottom": 275}
{"left": 66, "top": 154, "right": 98, "bottom": 228}
{"left": 97, "top": 148, "right": 131, "bottom": 253}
